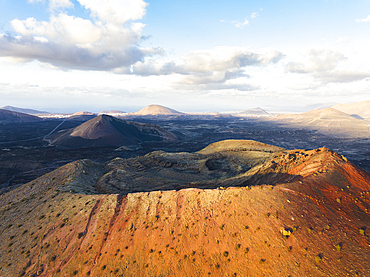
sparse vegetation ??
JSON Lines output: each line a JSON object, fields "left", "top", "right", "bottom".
{"left": 359, "top": 227, "right": 366, "bottom": 236}
{"left": 281, "top": 227, "right": 293, "bottom": 238}
{"left": 315, "top": 254, "right": 323, "bottom": 263}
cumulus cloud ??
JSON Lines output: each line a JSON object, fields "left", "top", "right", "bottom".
{"left": 49, "top": 0, "right": 74, "bottom": 11}
{"left": 0, "top": 0, "right": 161, "bottom": 71}
{"left": 178, "top": 70, "right": 249, "bottom": 86}
{"left": 355, "top": 15, "right": 370, "bottom": 22}
{"left": 126, "top": 46, "right": 282, "bottom": 91}
{"left": 285, "top": 49, "right": 370, "bottom": 83}
{"left": 125, "top": 46, "right": 283, "bottom": 91}
{"left": 286, "top": 49, "right": 345, "bottom": 73}
{"left": 78, "top": 0, "right": 148, "bottom": 25}
{"left": 233, "top": 19, "right": 249, "bottom": 29}
{"left": 185, "top": 83, "right": 259, "bottom": 92}
{"left": 134, "top": 47, "right": 282, "bottom": 73}
{"left": 113, "top": 47, "right": 283, "bottom": 91}
{"left": 221, "top": 11, "right": 259, "bottom": 29}
{"left": 221, "top": 19, "right": 249, "bottom": 29}
{"left": 318, "top": 71, "right": 370, "bottom": 83}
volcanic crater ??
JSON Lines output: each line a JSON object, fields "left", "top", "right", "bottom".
{"left": 0, "top": 139, "right": 370, "bottom": 276}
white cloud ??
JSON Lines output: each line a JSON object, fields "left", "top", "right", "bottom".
{"left": 128, "top": 47, "right": 283, "bottom": 91}
{"left": 221, "top": 11, "right": 259, "bottom": 29}
{"left": 49, "top": 0, "right": 74, "bottom": 11}
{"left": 232, "top": 19, "right": 249, "bottom": 29}
{"left": 286, "top": 49, "right": 345, "bottom": 73}
{"left": 177, "top": 69, "right": 248, "bottom": 85}
{"left": 0, "top": 1, "right": 162, "bottom": 71}
{"left": 77, "top": 0, "right": 148, "bottom": 25}
{"left": 181, "top": 47, "right": 282, "bottom": 72}
{"left": 130, "top": 46, "right": 283, "bottom": 78}
{"left": 220, "top": 19, "right": 249, "bottom": 28}
{"left": 285, "top": 49, "right": 370, "bottom": 83}
{"left": 355, "top": 15, "right": 370, "bottom": 22}
{"left": 28, "top": 0, "right": 45, "bottom": 3}
{"left": 131, "top": 22, "right": 146, "bottom": 33}
{"left": 173, "top": 82, "right": 259, "bottom": 92}
{"left": 336, "top": 36, "right": 349, "bottom": 43}
{"left": 11, "top": 14, "right": 102, "bottom": 44}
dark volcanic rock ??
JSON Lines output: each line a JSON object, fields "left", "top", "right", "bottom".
{"left": 49, "top": 114, "right": 177, "bottom": 148}
{"left": 0, "top": 109, "right": 42, "bottom": 123}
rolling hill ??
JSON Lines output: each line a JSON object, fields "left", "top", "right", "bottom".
{"left": 333, "top": 100, "right": 370, "bottom": 120}
{"left": 133, "top": 105, "right": 183, "bottom": 116}
{"left": 0, "top": 139, "right": 369, "bottom": 276}
{"left": 235, "top": 107, "right": 269, "bottom": 117}
{"left": 0, "top": 106, "right": 48, "bottom": 115}
{"left": 0, "top": 109, "right": 43, "bottom": 123}
{"left": 65, "top": 111, "right": 97, "bottom": 122}
{"left": 271, "top": 107, "right": 370, "bottom": 138}
{"left": 71, "top": 111, "right": 95, "bottom": 116}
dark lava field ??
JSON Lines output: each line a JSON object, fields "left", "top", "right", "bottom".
{"left": 1, "top": 117, "right": 370, "bottom": 194}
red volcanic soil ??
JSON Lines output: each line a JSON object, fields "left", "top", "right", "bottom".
{"left": 0, "top": 144, "right": 370, "bottom": 276}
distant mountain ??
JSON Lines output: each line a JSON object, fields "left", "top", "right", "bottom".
{"left": 333, "top": 100, "right": 370, "bottom": 120}
{"left": 272, "top": 107, "right": 370, "bottom": 138}
{"left": 236, "top": 107, "right": 269, "bottom": 117}
{"left": 133, "top": 104, "right": 183, "bottom": 116}
{"left": 213, "top": 113, "right": 233, "bottom": 119}
{"left": 71, "top": 111, "right": 95, "bottom": 116}
{"left": 1, "top": 139, "right": 370, "bottom": 276}
{"left": 296, "top": 107, "right": 365, "bottom": 124}
{"left": 64, "top": 111, "right": 97, "bottom": 122}
{"left": 302, "top": 102, "right": 338, "bottom": 112}
{"left": 0, "top": 105, "right": 48, "bottom": 115}
{"left": 99, "top": 110, "right": 126, "bottom": 114}
{"left": 49, "top": 114, "right": 177, "bottom": 148}
{"left": 0, "top": 109, "right": 42, "bottom": 123}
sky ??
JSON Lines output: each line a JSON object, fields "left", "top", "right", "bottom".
{"left": 0, "top": 0, "right": 370, "bottom": 113}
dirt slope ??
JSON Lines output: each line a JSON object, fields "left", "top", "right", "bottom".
{"left": 0, "top": 140, "right": 370, "bottom": 276}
